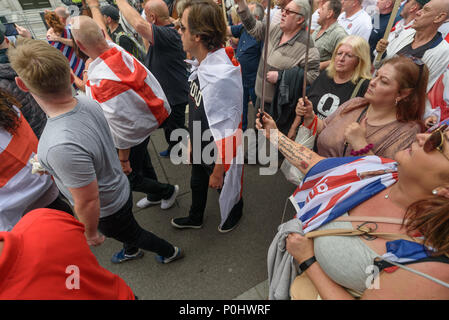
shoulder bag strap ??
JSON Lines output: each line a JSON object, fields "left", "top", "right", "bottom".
{"left": 304, "top": 227, "right": 421, "bottom": 243}
{"left": 350, "top": 78, "right": 365, "bottom": 99}
{"left": 335, "top": 215, "right": 406, "bottom": 225}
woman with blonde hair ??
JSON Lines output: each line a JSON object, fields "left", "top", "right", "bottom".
{"left": 304, "top": 35, "right": 371, "bottom": 121}
{"left": 295, "top": 55, "right": 426, "bottom": 159}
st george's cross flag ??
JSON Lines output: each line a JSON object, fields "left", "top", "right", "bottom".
{"left": 188, "top": 48, "right": 244, "bottom": 227}
{"left": 0, "top": 107, "right": 55, "bottom": 231}
{"left": 85, "top": 41, "right": 171, "bottom": 149}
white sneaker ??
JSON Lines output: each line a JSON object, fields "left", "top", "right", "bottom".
{"left": 161, "top": 185, "right": 179, "bottom": 210}
{"left": 136, "top": 196, "right": 161, "bottom": 209}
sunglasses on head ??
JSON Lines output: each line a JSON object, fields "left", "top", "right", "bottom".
{"left": 424, "top": 124, "right": 449, "bottom": 161}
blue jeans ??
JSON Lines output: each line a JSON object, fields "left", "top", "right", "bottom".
{"left": 242, "top": 86, "right": 257, "bottom": 131}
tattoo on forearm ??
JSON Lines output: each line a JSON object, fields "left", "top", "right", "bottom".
{"left": 275, "top": 133, "right": 316, "bottom": 172}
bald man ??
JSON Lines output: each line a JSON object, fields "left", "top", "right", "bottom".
{"left": 54, "top": 6, "right": 70, "bottom": 25}
{"left": 109, "top": 0, "right": 189, "bottom": 164}
{"left": 71, "top": 16, "right": 184, "bottom": 264}
{"left": 375, "top": 0, "right": 449, "bottom": 89}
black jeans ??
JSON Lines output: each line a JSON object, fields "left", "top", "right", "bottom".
{"left": 128, "top": 136, "right": 174, "bottom": 202}
{"left": 161, "top": 103, "right": 187, "bottom": 152}
{"left": 46, "top": 193, "right": 74, "bottom": 216}
{"left": 188, "top": 164, "right": 243, "bottom": 223}
{"left": 98, "top": 192, "right": 175, "bottom": 257}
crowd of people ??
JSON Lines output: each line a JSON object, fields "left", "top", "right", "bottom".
{"left": 0, "top": 0, "right": 448, "bottom": 300}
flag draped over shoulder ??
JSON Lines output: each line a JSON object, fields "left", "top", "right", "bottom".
{"left": 289, "top": 156, "right": 432, "bottom": 263}
{"left": 189, "top": 48, "right": 244, "bottom": 227}
{"left": 0, "top": 107, "right": 54, "bottom": 231}
{"left": 86, "top": 42, "right": 171, "bottom": 149}
{"left": 428, "top": 64, "right": 449, "bottom": 122}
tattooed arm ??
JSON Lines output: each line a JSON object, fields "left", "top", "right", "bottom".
{"left": 256, "top": 111, "right": 325, "bottom": 175}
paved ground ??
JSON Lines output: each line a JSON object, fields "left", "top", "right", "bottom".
{"left": 90, "top": 111, "right": 298, "bottom": 300}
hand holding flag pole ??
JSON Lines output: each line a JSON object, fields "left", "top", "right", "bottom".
{"left": 373, "top": 0, "right": 402, "bottom": 69}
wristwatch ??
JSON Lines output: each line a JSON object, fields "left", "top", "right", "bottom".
{"left": 298, "top": 256, "right": 317, "bottom": 273}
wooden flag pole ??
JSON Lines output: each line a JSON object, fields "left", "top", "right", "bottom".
{"left": 259, "top": 0, "right": 272, "bottom": 127}
{"left": 373, "top": 0, "right": 402, "bottom": 66}
{"left": 299, "top": 0, "right": 314, "bottom": 126}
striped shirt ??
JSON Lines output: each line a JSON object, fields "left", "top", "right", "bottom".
{"left": 48, "top": 26, "right": 85, "bottom": 78}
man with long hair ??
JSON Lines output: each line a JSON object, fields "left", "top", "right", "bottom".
{"left": 170, "top": 0, "right": 245, "bottom": 233}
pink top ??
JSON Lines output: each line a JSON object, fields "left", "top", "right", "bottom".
{"left": 316, "top": 97, "right": 422, "bottom": 159}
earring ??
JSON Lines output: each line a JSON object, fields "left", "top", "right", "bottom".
{"left": 432, "top": 189, "right": 438, "bottom": 195}
{"left": 395, "top": 98, "right": 399, "bottom": 106}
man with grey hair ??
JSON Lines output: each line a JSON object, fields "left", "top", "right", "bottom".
{"left": 338, "top": 0, "right": 372, "bottom": 41}
{"left": 234, "top": 0, "right": 320, "bottom": 137}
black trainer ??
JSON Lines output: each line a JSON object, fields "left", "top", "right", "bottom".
{"left": 171, "top": 217, "right": 203, "bottom": 229}
{"left": 218, "top": 200, "right": 243, "bottom": 233}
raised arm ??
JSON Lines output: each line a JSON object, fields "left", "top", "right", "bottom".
{"left": 115, "top": 0, "right": 154, "bottom": 44}
{"left": 234, "top": 0, "right": 266, "bottom": 41}
{"left": 256, "top": 111, "right": 324, "bottom": 175}
{"left": 85, "top": 0, "right": 112, "bottom": 41}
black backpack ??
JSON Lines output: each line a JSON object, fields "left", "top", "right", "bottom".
{"left": 115, "top": 31, "right": 147, "bottom": 63}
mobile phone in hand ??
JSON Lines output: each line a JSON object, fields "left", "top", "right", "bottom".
{"left": 4, "top": 23, "right": 19, "bottom": 36}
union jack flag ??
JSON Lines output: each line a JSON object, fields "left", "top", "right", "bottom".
{"left": 290, "top": 156, "right": 398, "bottom": 233}
{"left": 289, "top": 156, "right": 432, "bottom": 263}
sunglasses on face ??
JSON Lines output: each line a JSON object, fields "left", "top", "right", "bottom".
{"left": 424, "top": 124, "right": 449, "bottom": 161}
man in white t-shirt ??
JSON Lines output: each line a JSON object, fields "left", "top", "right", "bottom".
{"left": 388, "top": 0, "right": 429, "bottom": 41}
{"left": 338, "top": 0, "right": 373, "bottom": 40}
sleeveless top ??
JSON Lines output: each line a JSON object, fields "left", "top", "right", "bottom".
{"left": 314, "top": 213, "right": 449, "bottom": 295}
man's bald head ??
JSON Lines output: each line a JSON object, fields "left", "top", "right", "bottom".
{"left": 432, "top": 0, "right": 449, "bottom": 18}
{"left": 413, "top": 0, "right": 449, "bottom": 31}
{"left": 55, "top": 6, "right": 69, "bottom": 18}
{"left": 145, "top": 0, "right": 170, "bottom": 23}
{"left": 54, "top": 6, "right": 70, "bottom": 25}
{"left": 71, "top": 16, "right": 106, "bottom": 49}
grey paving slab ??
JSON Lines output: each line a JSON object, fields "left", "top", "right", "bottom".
{"left": 90, "top": 122, "right": 298, "bottom": 300}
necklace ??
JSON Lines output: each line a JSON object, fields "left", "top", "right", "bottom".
{"left": 384, "top": 185, "right": 395, "bottom": 199}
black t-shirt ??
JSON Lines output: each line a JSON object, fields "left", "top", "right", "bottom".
{"left": 145, "top": 24, "right": 189, "bottom": 106}
{"left": 109, "top": 25, "right": 135, "bottom": 56}
{"left": 188, "top": 78, "right": 215, "bottom": 167}
{"left": 308, "top": 71, "right": 369, "bottom": 119}
{"left": 397, "top": 32, "right": 443, "bottom": 59}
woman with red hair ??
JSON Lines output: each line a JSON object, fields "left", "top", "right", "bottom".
{"left": 297, "top": 55, "right": 426, "bottom": 159}
{"left": 45, "top": 11, "right": 86, "bottom": 80}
